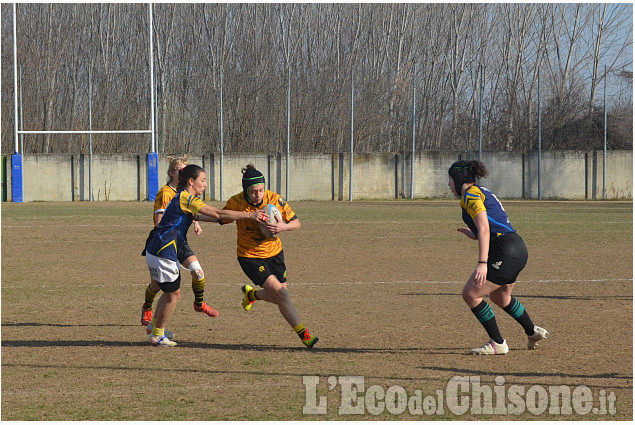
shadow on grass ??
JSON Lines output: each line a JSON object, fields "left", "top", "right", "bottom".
{"left": 420, "top": 364, "right": 632, "bottom": 380}
{"left": 399, "top": 293, "right": 633, "bottom": 301}
{"left": 3, "top": 359, "right": 631, "bottom": 391}
{"left": 0, "top": 338, "right": 445, "bottom": 354}
{"left": 2, "top": 322, "right": 138, "bottom": 328}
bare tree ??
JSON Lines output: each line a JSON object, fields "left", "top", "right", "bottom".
{"left": 1, "top": 4, "right": 632, "bottom": 154}
{"left": 587, "top": 4, "right": 633, "bottom": 115}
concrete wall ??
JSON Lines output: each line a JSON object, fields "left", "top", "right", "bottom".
{"left": 411, "top": 151, "right": 463, "bottom": 198}
{"left": 86, "top": 154, "right": 145, "bottom": 201}
{"left": 4, "top": 150, "right": 632, "bottom": 202}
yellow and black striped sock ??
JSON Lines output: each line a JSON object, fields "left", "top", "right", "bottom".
{"left": 192, "top": 277, "right": 205, "bottom": 307}
{"left": 293, "top": 323, "right": 307, "bottom": 339}
{"left": 248, "top": 289, "right": 258, "bottom": 302}
{"left": 143, "top": 285, "right": 159, "bottom": 310}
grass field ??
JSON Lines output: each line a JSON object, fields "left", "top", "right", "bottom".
{"left": 1, "top": 200, "right": 632, "bottom": 420}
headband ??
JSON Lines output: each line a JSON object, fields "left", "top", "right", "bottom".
{"left": 242, "top": 170, "right": 265, "bottom": 192}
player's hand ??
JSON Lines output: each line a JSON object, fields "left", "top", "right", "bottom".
{"left": 252, "top": 210, "right": 268, "bottom": 222}
{"left": 458, "top": 227, "right": 477, "bottom": 240}
{"left": 193, "top": 220, "right": 203, "bottom": 236}
{"left": 266, "top": 221, "right": 283, "bottom": 236}
{"left": 474, "top": 263, "right": 487, "bottom": 285}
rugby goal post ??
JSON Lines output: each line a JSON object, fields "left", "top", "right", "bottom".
{"left": 11, "top": 3, "right": 158, "bottom": 202}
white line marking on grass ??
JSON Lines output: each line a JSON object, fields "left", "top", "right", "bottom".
{"left": 2, "top": 224, "right": 148, "bottom": 228}
{"left": 1, "top": 278, "right": 631, "bottom": 290}
{"left": 284, "top": 278, "right": 634, "bottom": 286}
{"left": 348, "top": 235, "right": 433, "bottom": 240}
{"left": 38, "top": 240, "right": 118, "bottom": 243}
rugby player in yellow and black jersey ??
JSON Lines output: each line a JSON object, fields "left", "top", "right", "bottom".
{"left": 220, "top": 164, "right": 318, "bottom": 348}
{"left": 448, "top": 160, "right": 548, "bottom": 355}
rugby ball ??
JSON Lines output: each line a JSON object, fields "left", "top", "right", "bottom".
{"left": 259, "top": 203, "right": 283, "bottom": 238}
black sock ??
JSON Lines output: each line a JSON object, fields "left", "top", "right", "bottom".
{"left": 503, "top": 297, "right": 535, "bottom": 336}
{"left": 471, "top": 300, "right": 504, "bottom": 344}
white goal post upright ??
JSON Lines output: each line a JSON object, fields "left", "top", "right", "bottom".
{"left": 11, "top": 3, "right": 159, "bottom": 202}
{"left": 12, "top": 3, "right": 22, "bottom": 202}
{"left": 12, "top": 4, "right": 18, "bottom": 155}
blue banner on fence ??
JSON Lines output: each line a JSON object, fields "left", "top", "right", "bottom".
{"left": 148, "top": 152, "right": 159, "bottom": 201}
{"left": 1, "top": 155, "right": 6, "bottom": 202}
{"left": 11, "top": 153, "right": 23, "bottom": 203}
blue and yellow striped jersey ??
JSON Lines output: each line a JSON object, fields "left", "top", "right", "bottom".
{"left": 460, "top": 185, "right": 515, "bottom": 239}
{"left": 146, "top": 190, "right": 204, "bottom": 261}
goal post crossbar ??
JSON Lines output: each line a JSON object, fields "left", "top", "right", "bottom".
{"left": 17, "top": 130, "right": 152, "bottom": 135}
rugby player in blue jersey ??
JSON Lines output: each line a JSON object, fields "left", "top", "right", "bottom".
{"left": 449, "top": 160, "right": 548, "bottom": 355}
{"left": 144, "top": 164, "right": 264, "bottom": 346}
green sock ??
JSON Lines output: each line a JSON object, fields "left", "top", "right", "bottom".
{"left": 471, "top": 301, "right": 504, "bottom": 344}
{"left": 503, "top": 297, "right": 535, "bottom": 336}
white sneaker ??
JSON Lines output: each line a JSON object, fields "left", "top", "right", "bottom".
{"left": 146, "top": 322, "right": 174, "bottom": 339}
{"left": 470, "top": 339, "right": 509, "bottom": 355}
{"left": 148, "top": 333, "right": 177, "bottom": 347}
{"left": 527, "top": 326, "right": 549, "bottom": 350}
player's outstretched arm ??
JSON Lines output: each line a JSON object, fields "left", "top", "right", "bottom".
{"left": 218, "top": 209, "right": 267, "bottom": 224}
{"left": 194, "top": 204, "right": 221, "bottom": 223}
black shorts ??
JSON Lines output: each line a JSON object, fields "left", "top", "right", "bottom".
{"left": 178, "top": 240, "right": 195, "bottom": 264}
{"left": 158, "top": 274, "right": 181, "bottom": 293}
{"left": 238, "top": 251, "right": 287, "bottom": 287}
{"left": 486, "top": 233, "right": 528, "bottom": 285}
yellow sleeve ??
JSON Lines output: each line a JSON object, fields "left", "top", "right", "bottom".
{"left": 268, "top": 192, "right": 295, "bottom": 222}
{"left": 464, "top": 186, "right": 486, "bottom": 219}
{"left": 179, "top": 191, "right": 205, "bottom": 215}
{"left": 278, "top": 199, "right": 295, "bottom": 222}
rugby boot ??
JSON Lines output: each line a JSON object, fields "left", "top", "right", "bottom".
{"left": 194, "top": 302, "right": 219, "bottom": 317}
{"left": 527, "top": 326, "right": 549, "bottom": 350}
{"left": 148, "top": 333, "right": 177, "bottom": 347}
{"left": 299, "top": 329, "right": 319, "bottom": 349}
{"left": 141, "top": 307, "right": 153, "bottom": 326}
{"left": 242, "top": 284, "right": 257, "bottom": 311}
{"left": 470, "top": 339, "right": 508, "bottom": 355}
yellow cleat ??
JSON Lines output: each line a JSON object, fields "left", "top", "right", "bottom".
{"left": 242, "top": 284, "right": 256, "bottom": 311}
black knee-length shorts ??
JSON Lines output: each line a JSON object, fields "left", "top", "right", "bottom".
{"left": 486, "top": 233, "right": 528, "bottom": 285}
{"left": 238, "top": 251, "right": 287, "bottom": 287}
